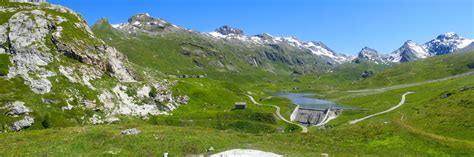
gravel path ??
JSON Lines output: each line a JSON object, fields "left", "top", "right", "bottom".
{"left": 349, "top": 92, "right": 414, "bottom": 124}
{"left": 247, "top": 95, "right": 308, "bottom": 133}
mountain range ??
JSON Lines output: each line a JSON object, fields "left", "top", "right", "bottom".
{"left": 1, "top": 1, "right": 474, "bottom": 156}
{"left": 110, "top": 13, "right": 473, "bottom": 65}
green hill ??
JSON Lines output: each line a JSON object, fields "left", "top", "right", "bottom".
{"left": 0, "top": 1, "right": 473, "bottom": 156}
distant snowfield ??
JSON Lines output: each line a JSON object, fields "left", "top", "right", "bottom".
{"left": 210, "top": 149, "right": 282, "bottom": 157}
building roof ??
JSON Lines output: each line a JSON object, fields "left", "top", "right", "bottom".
{"left": 235, "top": 102, "right": 246, "bottom": 105}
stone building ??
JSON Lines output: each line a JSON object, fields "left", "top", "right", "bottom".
{"left": 234, "top": 102, "right": 246, "bottom": 110}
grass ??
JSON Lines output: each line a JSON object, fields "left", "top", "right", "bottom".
{"left": 351, "top": 51, "right": 474, "bottom": 89}
{"left": 2, "top": 60, "right": 473, "bottom": 156}
{"left": 0, "top": 122, "right": 472, "bottom": 156}
{"left": 328, "top": 74, "right": 474, "bottom": 143}
{"left": 0, "top": 54, "right": 10, "bottom": 76}
{"left": 1, "top": 1, "right": 474, "bottom": 156}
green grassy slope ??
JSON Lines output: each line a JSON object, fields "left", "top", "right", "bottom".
{"left": 91, "top": 18, "right": 333, "bottom": 78}
{"left": 1, "top": 59, "right": 473, "bottom": 156}
{"left": 352, "top": 51, "right": 474, "bottom": 89}
{"left": 1, "top": 1, "right": 473, "bottom": 156}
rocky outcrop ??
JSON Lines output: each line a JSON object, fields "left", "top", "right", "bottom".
{"left": 6, "top": 10, "right": 55, "bottom": 94}
{"left": 216, "top": 25, "right": 244, "bottom": 35}
{"left": 94, "top": 80, "right": 190, "bottom": 119}
{"left": 121, "top": 128, "right": 140, "bottom": 135}
{"left": 354, "top": 47, "right": 385, "bottom": 64}
{"left": 5, "top": 101, "right": 31, "bottom": 116}
{"left": 111, "top": 85, "right": 162, "bottom": 116}
{"left": 11, "top": 116, "right": 34, "bottom": 131}
{"left": 0, "top": 24, "right": 7, "bottom": 54}
{"left": 0, "top": 2, "right": 189, "bottom": 132}
{"left": 112, "top": 13, "right": 181, "bottom": 33}
{"left": 1, "top": 6, "right": 136, "bottom": 94}
{"left": 89, "top": 114, "right": 104, "bottom": 124}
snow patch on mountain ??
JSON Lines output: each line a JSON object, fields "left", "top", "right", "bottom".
{"left": 384, "top": 32, "right": 473, "bottom": 63}
{"left": 205, "top": 26, "right": 354, "bottom": 63}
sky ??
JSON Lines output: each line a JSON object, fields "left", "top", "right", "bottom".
{"left": 49, "top": 0, "right": 473, "bottom": 55}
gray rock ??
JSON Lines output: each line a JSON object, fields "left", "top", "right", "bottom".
{"left": 216, "top": 25, "right": 244, "bottom": 35}
{"left": 8, "top": 11, "right": 50, "bottom": 50}
{"left": 100, "top": 46, "right": 136, "bottom": 82}
{"left": 105, "top": 116, "right": 120, "bottom": 123}
{"left": 112, "top": 85, "right": 162, "bottom": 116}
{"left": 82, "top": 100, "right": 96, "bottom": 109}
{"left": 0, "top": 24, "right": 7, "bottom": 50}
{"left": 99, "top": 91, "right": 115, "bottom": 109}
{"left": 177, "top": 95, "right": 190, "bottom": 104}
{"left": 42, "top": 98, "right": 59, "bottom": 105}
{"left": 137, "top": 85, "right": 151, "bottom": 98}
{"left": 11, "top": 116, "right": 34, "bottom": 131}
{"left": 6, "top": 101, "right": 31, "bottom": 116}
{"left": 89, "top": 114, "right": 103, "bottom": 125}
{"left": 207, "top": 146, "right": 215, "bottom": 152}
{"left": 121, "top": 128, "right": 140, "bottom": 135}
{"left": 6, "top": 10, "right": 55, "bottom": 94}
{"left": 441, "top": 92, "right": 452, "bottom": 99}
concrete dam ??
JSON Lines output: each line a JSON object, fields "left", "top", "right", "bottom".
{"left": 277, "top": 92, "right": 345, "bottom": 125}
{"left": 290, "top": 106, "right": 342, "bottom": 125}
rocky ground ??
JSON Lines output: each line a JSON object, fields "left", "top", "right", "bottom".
{"left": 0, "top": 2, "right": 188, "bottom": 132}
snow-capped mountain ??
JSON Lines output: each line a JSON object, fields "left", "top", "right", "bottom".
{"left": 385, "top": 40, "right": 431, "bottom": 63}
{"left": 370, "top": 32, "right": 473, "bottom": 63}
{"left": 425, "top": 32, "right": 474, "bottom": 55}
{"left": 355, "top": 47, "right": 384, "bottom": 64}
{"left": 111, "top": 13, "right": 183, "bottom": 33}
{"left": 302, "top": 41, "right": 354, "bottom": 63}
{"left": 206, "top": 25, "right": 354, "bottom": 63}
{"left": 110, "top": 14, "right": 472, "bottom": 65}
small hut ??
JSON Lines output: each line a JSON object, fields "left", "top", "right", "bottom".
{"left": 234, "top": 102, "right": 246, "bottom": 110}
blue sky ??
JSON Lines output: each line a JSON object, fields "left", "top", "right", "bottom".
{"left": 49, "top": 0, "right": 473, "bottom": 55}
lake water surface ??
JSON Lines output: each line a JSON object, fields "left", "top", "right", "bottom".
{"left": 276, "top": 92, "right": 349, "bottom": 110}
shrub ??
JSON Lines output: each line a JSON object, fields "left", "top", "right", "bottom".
{"left": 467, "top": 62, "right": 474, "bottom": 69}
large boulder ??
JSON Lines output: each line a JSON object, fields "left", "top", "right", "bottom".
{"left": 121, "top": 128, "right": 140, "bottom": 135}
{"left": 5, "top": 101, "right": 31, "bottom": 116}
{"left": 11, "top": 116, "right": 34, "bottom": 131}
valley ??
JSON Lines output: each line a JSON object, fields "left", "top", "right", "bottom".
{"left": 0, "top": 0, "right": 473, "bottom": 156}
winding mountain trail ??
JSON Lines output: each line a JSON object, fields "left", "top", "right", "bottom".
{"left": 333, "top": 71, "right": 474, "bottom": 101}
{"left": 246, "top": 95, "right": 308, "bottom": 133}
{"left": 348, "top": 71, "right": 474, "bottom": 93}
{"left": 349, "top": 92, "right": 414, "bottom": 124}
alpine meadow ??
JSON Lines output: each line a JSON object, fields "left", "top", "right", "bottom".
{"left": 0, "top": 0, "right": 473, "bottom": 156}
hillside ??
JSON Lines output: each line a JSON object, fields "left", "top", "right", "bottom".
{"left": 0, "top": 1, "right": 189, "bottom": 132}
{"left": 92, "top": 16, "right": 335, "bottom": 77}
{"left": 0, "top": 1, "right": 473, "bottom": 156}
{"left": 353, "top": 51, "right": 474, "bottom": 89}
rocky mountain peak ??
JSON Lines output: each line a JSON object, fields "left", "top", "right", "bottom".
{"left": 110, "top": 13, "right": 181, "bottom": 33}
{"left": 95, "top": 17, "right": 110, "bottom": 25}
{"left": 403, "top": 40, "right": 418, "bottom": 46}
{"left": 128, "top": 13, "right": 154, "bottom": 23}
{"left": 358, "top": 47, "right": 378, "bottom": 57}
{"left": 436, "top": 32, "right": 460, "bottom": 40}
{"left": 354, "top": 47, "right": 383, "bottom": 63}
{"left": 254, "top": 33, "right": 273, "bottom": 40}
{"left": 215, "top": 25, "right": 244, "bottom": 35}
{"left": 426, "top": 32, "right": 473, "bottom": 55}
